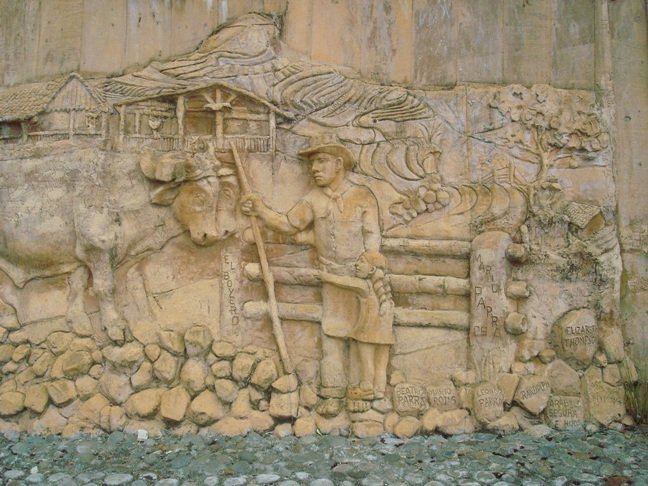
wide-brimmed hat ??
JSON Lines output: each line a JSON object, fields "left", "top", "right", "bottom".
{"left": 298, "top": 134, "right": 355, "bottom": 170}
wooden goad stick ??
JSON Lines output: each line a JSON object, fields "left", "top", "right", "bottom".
{"left": 229, "top": 141, "right": 294, "bottom": 375}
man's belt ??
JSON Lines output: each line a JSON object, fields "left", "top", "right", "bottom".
{"left": 319, "top": 271, "right": 369, "bottom": 296}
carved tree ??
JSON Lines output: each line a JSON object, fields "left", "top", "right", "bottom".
{"left": 474, "top": 85, "right": 609, "bottom": 185}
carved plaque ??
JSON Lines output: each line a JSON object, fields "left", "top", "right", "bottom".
{"left": 220, "top": 251, "right": 241, "bottom": 344}
{"left": 393, "top": 383, "right": 429, "bottom": 416}
{"left": 544, "top": 396, "right": 585, "bottom": 429}
{"left": 582, "top": 368, "right": 625, "bottom": 426}
{"left": 473, "top": 382, "right": 505, "bottom": 423}
{"left": 514, "top": 376, "right": 551, "bottom": 415}
{"left": 551, "top": 310, "right": 598, "bottom": 370}
{"left": 426, "top": 383, "right": 459, "bottom": 412}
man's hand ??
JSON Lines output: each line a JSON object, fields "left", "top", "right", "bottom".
{"left": 240, "top": 193, "right": 264, "bottom": 217}
{"left": 239, "top": 194, "right": 298, "bottom": 235}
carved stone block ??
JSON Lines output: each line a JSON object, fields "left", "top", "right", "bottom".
{"left": 551, "top": 309, "right": 598, "bottom": 370}
{"left": 514, "top": 376, "right": 551, "bottom": 415}
{"left": 393, "top": 383, "right": 429, "bottom": 416}
{"left": 473, "top": 382, "right": 505, "bottom": 424}
{"left": 544, "top": 396, "right": 584, "bottom": 430}
{"left": 582, "top": 367, "right": 625, "bottom": 426}
{"left": 426, "top": 382, "right": 459, "bottom": 412}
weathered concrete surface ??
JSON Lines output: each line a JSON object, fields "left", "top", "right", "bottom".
{"left": 0, "top": 0, "right": 631, "bottom": 89}
{"left": 609, "top": 0, "right": 648, "bottom": 380}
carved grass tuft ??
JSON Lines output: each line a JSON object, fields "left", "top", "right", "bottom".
{"left": 624, "top": 382, "right": 648, "bottom": 425}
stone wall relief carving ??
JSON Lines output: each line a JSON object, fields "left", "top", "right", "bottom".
{"left": 0, "top": 13, "right": 637, "bottom": 437}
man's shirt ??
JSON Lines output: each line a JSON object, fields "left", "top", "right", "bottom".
{"left": 286, "top": 179, "right": 381, "bottom": 266}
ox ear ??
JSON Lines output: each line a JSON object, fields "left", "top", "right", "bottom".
{"left": 150, "top": 183, "right": 180, "bottom": 206}
{"left": 140, "top": 149, "right": 159, "bottom": 180}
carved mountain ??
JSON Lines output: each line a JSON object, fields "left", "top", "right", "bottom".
{"left": 100, "top": 14, "right": 433, "bottom": 126}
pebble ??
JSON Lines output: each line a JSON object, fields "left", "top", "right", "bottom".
{"left": 0, "top": 427, "right": 644, "bottom": 484}
{"left": 256, "top": 473, "right": 281, "bottom": 484}
{"left": 222, "top": 478, "right": 247, "bottom": 486}
{"left": 309, "top": 480, "right": 334, "bottom": 486}
{"left": 26, "top": 473, "right": 45, "bottom": 483}
{"left": 5, "top": 470, "right": 24, "bottom": 479}
{"left": 104, "top": 473, "right": 134, "bottom": 485}
{"left": 48, "top": 472, "right": 75, "bottom": 484}
{"left": 404, "top": 472, "right": 426, "bottom": 484}
{"left": 78, "top": 472, "right": 105, "bottom": 483}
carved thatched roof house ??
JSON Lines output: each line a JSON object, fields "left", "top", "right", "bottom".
{"left": 107, "top": 84, "right": 281, "bottom": 154}
{"left": 98, "top": 13, "right": 430, "bottom": 159}
{"left": 0, "top": 73, "right": 110, "bottom": 143}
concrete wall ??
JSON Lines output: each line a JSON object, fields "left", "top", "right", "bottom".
{"left": 0, "top": 0, "right": 608, "bottom": 89}
{"left": 608, "top": 0, "right": 648, "bottom": 378}
{"left": 0, "top": 0, "right": 647, "bottom": 376}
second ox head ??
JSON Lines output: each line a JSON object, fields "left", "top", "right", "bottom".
{"left": 140, "top": 149, "right": 239, "bottom": 245}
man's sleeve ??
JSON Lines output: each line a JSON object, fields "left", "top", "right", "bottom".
{"left": 287, "top": 197, "right": 314, "bottom": 231}
{"left": 362, "top": 191, "right": 382, "bottom": 252}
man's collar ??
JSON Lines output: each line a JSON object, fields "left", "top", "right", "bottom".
{"left": 327, "top": 177, "right": 352, "bottom": 195}
{"left": 321, "top": 178, "right": 352, "bottom": 213}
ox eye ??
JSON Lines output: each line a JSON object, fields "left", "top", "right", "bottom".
{"left": 222, "top": 188, "right": 233, "bottom": 200}
{"left": 192, "top": 194, "right": 207, "bottom": 207}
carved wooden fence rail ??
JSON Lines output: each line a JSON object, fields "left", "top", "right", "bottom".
{"left": 241, "top": 237, "right": 472, "bottom": 332}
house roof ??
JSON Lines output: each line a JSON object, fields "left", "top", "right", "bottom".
{"left": 563, "top": 201, "right": 603, "bottom": 229}
{"left": 0, "top": 73, "right": 110, "bottom": 122}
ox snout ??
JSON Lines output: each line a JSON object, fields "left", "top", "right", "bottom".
{"left": 215, "top": 228, "right": 235, "bottom": 240}
{"left": 190, "top": 229, "right": 220, "bottom": 246}
{"left": 189, "top": 221, "right": 236, "bottom": 245}
{"left": 212, "top": 210, "right": 238, "bottom": 241}
{"left": 186, "top": 204, "right": 238, "bottom": 245}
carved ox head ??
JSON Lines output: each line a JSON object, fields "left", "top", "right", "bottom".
{"left": 140, "top": 150, "right": 239, "bottom": 245}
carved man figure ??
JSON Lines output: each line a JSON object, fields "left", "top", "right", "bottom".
{"left": 241, "top": 135, "right": 394, "bottom": 404}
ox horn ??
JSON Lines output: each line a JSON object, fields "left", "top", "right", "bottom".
{"left": 186, "top": 152, "right": 218, "bottom": 180}
{"left": 140, "top": 150, "right": 190, "bottom": 182}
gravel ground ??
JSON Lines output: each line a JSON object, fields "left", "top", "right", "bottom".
{"left": 0, "top": 427, "right": 646, "bottom": 486}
